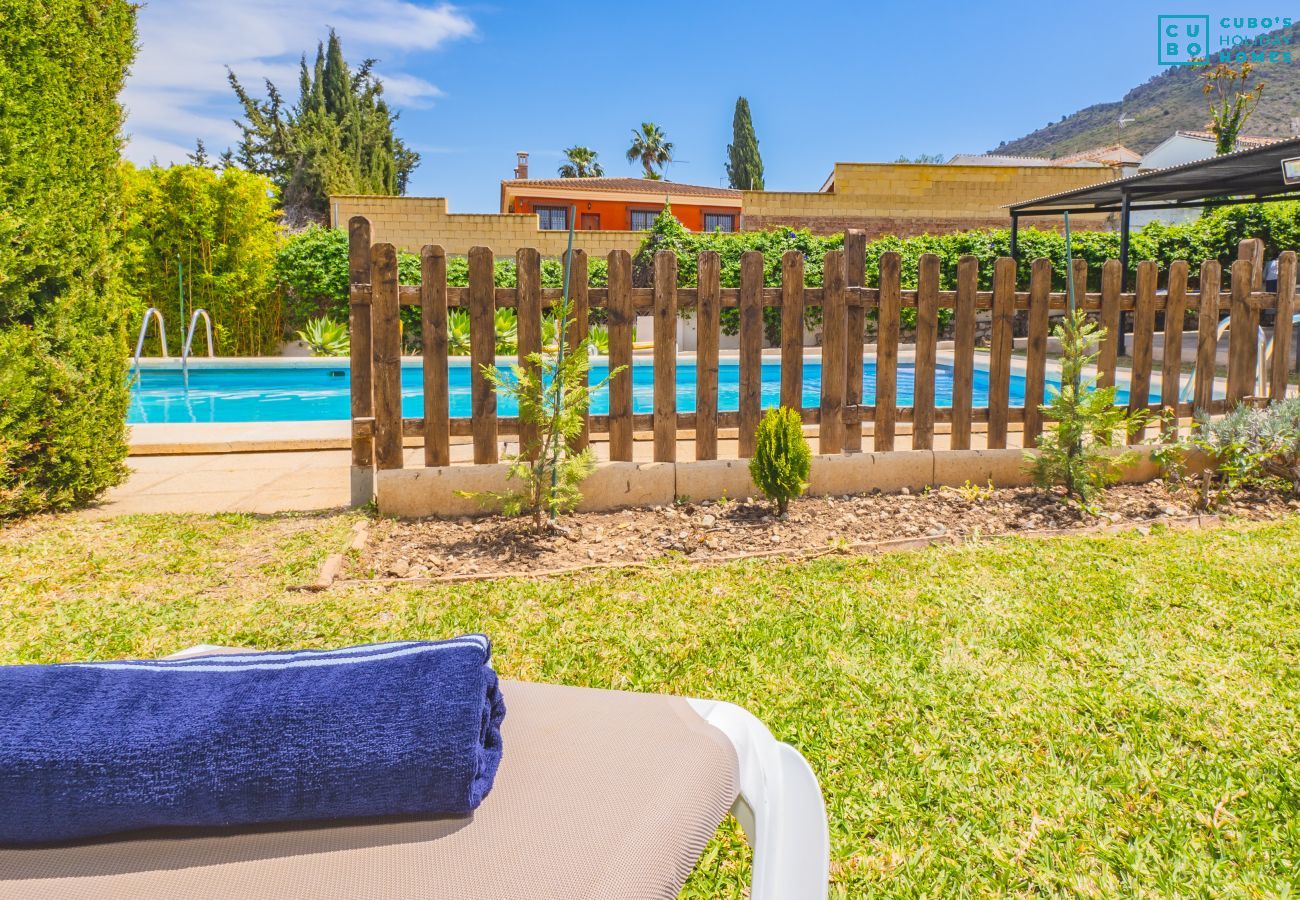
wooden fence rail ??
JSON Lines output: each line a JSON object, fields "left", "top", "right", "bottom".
{"left": 347, "top": 219, "right": 1297, "bottom": 480}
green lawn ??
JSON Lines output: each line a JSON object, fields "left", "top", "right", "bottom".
{"left": 3, "top": 512, "right": 1299, "bottom": 896}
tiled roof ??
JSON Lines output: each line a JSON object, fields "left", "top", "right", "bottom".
{"left": 1054, "top": 144, "right": 1142, "bottom": 165}
{"left": 1174, "top": 130, "right": 1280, "bottom": 147}
{"left": 503, "top": 177, "right": 741, "bottom": 199}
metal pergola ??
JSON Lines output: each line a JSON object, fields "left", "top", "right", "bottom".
{"left": 1008, "top": 135, "right": 1300, "bottom": 292}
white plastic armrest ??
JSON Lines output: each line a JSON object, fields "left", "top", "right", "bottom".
{"left": 686, "top": 698, "right": 829, "bottom": 900}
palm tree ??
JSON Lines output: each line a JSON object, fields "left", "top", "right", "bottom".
{"left": 557, "top": 145, "right": 604, "bottom": 178}
{"left": 625, "top": 122, "right": 673, "bottom": 180}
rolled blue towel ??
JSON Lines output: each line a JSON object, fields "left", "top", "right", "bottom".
{"left": 0, "top": 636, "right": 505, "bottom": 844}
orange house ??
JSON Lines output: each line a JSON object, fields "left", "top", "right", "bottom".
{"left": 500, "top": 152, "right": 743, "bottom": 233}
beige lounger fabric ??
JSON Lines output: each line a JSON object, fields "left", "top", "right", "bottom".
{"left": 0, "top": 679, "right": 739, "bottom": 900}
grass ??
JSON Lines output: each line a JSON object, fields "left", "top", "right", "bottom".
{"left": 3, "top": 511, "right": 1300, "bottom": 896}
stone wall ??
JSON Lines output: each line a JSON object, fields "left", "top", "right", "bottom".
{"left": 330, "top": 195, "right": 646, "bottom": 257}
{"left": 742, "top": 163, "right": 1117, "bottom": 236}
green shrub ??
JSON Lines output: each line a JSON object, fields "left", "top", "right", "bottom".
{"left": 122, "top": 163, "right": 282, "bottom": 355}
{"left": 295, "top": 316, "right": 349, "bottom": 356}
{"left": 0, "top": 1, "right": 136, "bottom": 517}
{"left": 1026, "top": 311, "right": 1145, "bottom": 506}
{"left": 749, "top": 407, "right": 812, "bottom": 515}
{"left": 1165, "top": 397, "right": 1300, "bottom": 508}
{"left": 465, "top": 301, "right": 625, "bottom": 530}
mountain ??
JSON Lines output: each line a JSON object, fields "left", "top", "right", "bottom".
{"left": 994, "top": 22, "right": 1300, "bottom": 158}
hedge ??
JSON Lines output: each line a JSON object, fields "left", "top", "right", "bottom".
{"left": 0, "top": 1, "right": 136, "bottom": 517}
{"left": 121, "top": 164, "right": 283, "bottom": 355}
{"left": 274, "top": 202, "right": 1300, "bottom": 348}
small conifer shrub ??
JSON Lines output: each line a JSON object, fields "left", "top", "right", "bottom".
{"left": 749, "top": 407, "right": 811, "bottom": 515}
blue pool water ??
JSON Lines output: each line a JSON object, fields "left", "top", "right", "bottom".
{"left": 128, "top": 361, "right": 1151, "bottom": 425}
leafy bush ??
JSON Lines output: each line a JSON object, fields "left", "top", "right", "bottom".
{"left": 0, "top": 1, "right": 136, "bottom": 517}
{"left": 121, "top": 163, "right": 282, "bottom": 355}
{"left": 1026, "top": 311, "right": 1145, "bottom": 506}
{"left": 749, "top": 407, "right": 812, "bottom": 515}
{"left": 296, "top": 316, "right": 349, "bottom": 356}
{"left": 1165, "top": 398, "right": 1300, "bottom": 508}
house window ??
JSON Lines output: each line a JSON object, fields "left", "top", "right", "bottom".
{"left": 629, "top": 208, "right": 661, "bottom": 231}
{"left": 535, "top": 206, "right": 569, "bottom": 230}
{"left": 704, "top": 213, "right": 736, "bottom": 233}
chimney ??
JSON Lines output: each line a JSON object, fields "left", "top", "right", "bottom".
{"left": 514, "top": 151, "right": 529, "bottom": 179}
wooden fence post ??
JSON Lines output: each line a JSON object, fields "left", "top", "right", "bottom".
{"left": 1270, "top": 251, "right": 1296, "bottom": 400}
{"left": 819, "top": 250, "right": 847, "bottom": 454}
{"left": 1160, "top": 260, "right": 1188, "bottom": 437}
{"left": 950, "top": 256, "right": 977, "bottom": 451}
{"left": 843, "top": 231, "right": 867, "bottom": 453}
{"left": 986, "top": 257, "right": 1015, "bottom": 450}
{"left": 1022, "top": 257, "right": 1051, "bottom": 447}
{"left": 348, "top": 217, "right": 373, "bottom": 505}
{"left": 370, "top": 242, "right": 403, "bottom": 471}
{"left": 653, "top": 250, "right": 677, "bottom": 463}
{"left": 565, "top": 248, "right": 590, "bottom": 450}
{"left": 1193, "top": 260, "right": 1221, "bottom": 415}
{"left": 1097, "top": 259, "right": 1122, "bottom": 390}
{"left": 1226, "top": 258, "right": 1256, "bottom": 403}
{"left": 421, "top": 245, "right": 450, "bottom": 467}
{"left": 1128, "top": 260, "right": 1157, "bottom": 443}
{"left": 1240, "top": 238, "right": 1264, "bottom": 291}
{"left": 738, "top": 250, "right": 764, "bottom": 456}
{"left": 516, "top": 247, "right": 542, "bottom": 456}
{"left": 696, "top": 251, "right": 720, "bottom": 461}
{"left": 468, "top": 246, "right": 498, "bottom": 464}
{"left": 779, "top": 249, "right": 805, "bottom": 412}
{"left": 607, "top": 249, "right": 634, "bottom": 462}
{"left": 874, "top": 251, "right": 901, "bottom": 452}
{"left": 912, "top": 253, "right": 939, "bottom": 450}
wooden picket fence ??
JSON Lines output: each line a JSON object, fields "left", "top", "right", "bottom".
{"left": 347, "top": 216, "right": 1298, "bottom": 477}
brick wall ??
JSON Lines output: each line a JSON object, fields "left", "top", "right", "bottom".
{"left": 330, "top": 195, "right": 645, "bottom": 257}
{"left": 741, "top": 163, "right": 1116, "bottom": 236}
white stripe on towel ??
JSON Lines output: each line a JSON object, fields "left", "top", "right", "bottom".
{"left": 68, "top": 638, "right": 489, "bottom": 673}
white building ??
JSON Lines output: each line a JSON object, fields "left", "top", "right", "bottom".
{"left": 1131, "top": 131, "right": 1281, "bottom": 227}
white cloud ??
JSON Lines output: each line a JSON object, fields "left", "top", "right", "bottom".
{"left": 122, "top": 0, "right": 474, "bottom": 165}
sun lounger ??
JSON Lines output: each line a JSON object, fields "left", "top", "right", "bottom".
{"left": 0, "top": 646, "right": 828, "bottom": 899}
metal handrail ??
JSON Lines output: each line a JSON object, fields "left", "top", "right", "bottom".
{"left": 182, "top": 309, "right": 214, "bottom": 361}
{"left": 131, "top": 308, "right": 168, "bottom": 383}
{"left": 1178, "top": 317, "right": 1269, "bottom": 404}
{"left": 180, "top": 309, "right": 214, "bottom": 390}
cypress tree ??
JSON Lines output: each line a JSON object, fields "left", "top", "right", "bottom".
{"left": 725, "top": 97, "right": 764, "bottom": 191}
{"left": 0, "top": 0, "right": 137, "bottom": 516}
{"left": 229, "top": 29, "right": 419, "bottom": 226}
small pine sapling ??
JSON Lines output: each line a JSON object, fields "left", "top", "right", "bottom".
{"left": 1027, "top": 309, "right": 1146, "bottom": 507}
{"left": 749, "top": 406, "right": 812, "bottom": 515}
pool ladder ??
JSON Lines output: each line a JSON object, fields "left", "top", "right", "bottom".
{"left": 130, "top": 308, "right": 214, "bottom": 388}
{"left": 1178, "top": 313, "right": 1299, "bottom": 404}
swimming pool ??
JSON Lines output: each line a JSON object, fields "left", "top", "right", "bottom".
{"left": 128, "top": 359, "right": 1151, "bottom": 425}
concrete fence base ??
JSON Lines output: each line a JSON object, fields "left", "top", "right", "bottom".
{"left": 375, "top": 448, "right": 1165, "bottom": 519}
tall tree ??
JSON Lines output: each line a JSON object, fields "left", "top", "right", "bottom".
{"left": 626, "top": 123, "right": 673, "bottom": 180}
{"left": 725, "top": 98, "right": 764, "bottom": 190}
{"left": 228, "top": 29, "right": 420, "bottom": 226}
{"left": 558, "top": 146, "right": 603, "bottom": 178}
{"left": 1203, "top": 61, "right": 1265, "bottom": 155}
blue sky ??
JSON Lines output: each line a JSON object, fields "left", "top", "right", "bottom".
{"left": 123, "top": 1, "right": 1249, "bottom": 212}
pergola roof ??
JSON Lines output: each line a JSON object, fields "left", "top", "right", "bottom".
{"left": 1009, "top": 136, "right": 1300, "bottom": 216}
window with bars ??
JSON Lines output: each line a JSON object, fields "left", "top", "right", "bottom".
{"left": 703, "top": 213, "right": 736, "bottom": 233}
{"left": 535, "top": 206, "right": 569, "bottom": 230}
{"left": 629, "top": 209, "right": 661, "bottom": 231}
